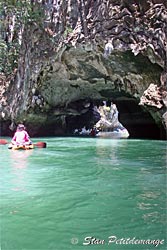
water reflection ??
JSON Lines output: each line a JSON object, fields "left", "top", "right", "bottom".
{"left": 10, "top": 150, "right": 32, "bottom": 169}
{"left": 9, "top": 150, "right": 32, "bottom": 193}
{"left": 95, "top": 139, "right": 128, "bottom": 167}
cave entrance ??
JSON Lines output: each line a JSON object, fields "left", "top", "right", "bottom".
{"left": 65, "top": 98, "right": 165, "bottom": 140}
{"left": 114, "top": 98, "right": 165, "bottom": 139}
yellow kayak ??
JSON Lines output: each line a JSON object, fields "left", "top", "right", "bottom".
{"left": 8, "top": 144, "right": 34, "bottom": 150}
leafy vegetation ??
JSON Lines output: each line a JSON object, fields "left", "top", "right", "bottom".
{"left": 0, "top": 0, "right": 44, "bottom": 75}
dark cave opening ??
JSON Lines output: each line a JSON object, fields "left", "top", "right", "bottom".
{"left": 65, "top": 98, "right": 165, "bottom": 140}
{"left": 114, "top": 99, "right": 165, "bottom": 140}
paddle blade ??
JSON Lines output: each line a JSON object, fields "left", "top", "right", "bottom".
{"left": 34, "top": 142, "right": 47, "bottom": 148}
{"left": 0, "top": 139, "right": 8, "bottom": 145}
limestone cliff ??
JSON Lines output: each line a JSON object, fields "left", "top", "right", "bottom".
{"left": 0, "top": 0, "right": 166, "bottom": 139}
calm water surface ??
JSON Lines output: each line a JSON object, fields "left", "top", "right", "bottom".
{"left": 0, "top": 137, "right": 166, "bottom": 250}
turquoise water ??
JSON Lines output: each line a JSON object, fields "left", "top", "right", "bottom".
{"left": 0, "top": 137, "right": 166, "bottom": 250}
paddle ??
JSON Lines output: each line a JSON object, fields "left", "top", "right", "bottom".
{"left": 0, "top": 139, "right": 47, "bottom": 148}
{"left": 0, "top": 139, "right": 8, "bottom": 145}
{"left": 34, "top": 141, "right": 47, "bottom": 148}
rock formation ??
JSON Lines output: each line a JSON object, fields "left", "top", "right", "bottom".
{"left": 0, "top": 0, "right": 166, "bottom": 139}
{"left": 95, "top": 102, "right": 124, "bottom": 131}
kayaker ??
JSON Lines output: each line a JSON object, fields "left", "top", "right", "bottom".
{"left": 11, "top": 124, "right": 32, "bottom": 146}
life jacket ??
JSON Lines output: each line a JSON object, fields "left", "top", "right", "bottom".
{"left": 12, "top": 131, "right": 30, "bottom": 144}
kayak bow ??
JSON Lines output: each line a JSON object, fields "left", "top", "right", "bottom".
{"left": 8, "top": 144, "right": 34, "bottom": 150}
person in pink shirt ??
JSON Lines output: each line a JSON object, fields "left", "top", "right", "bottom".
{"left": 11, "top": 124, "right": 32, "bottom": 145}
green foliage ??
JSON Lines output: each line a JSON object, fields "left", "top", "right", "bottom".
{"left": 63, "top": 26, "right": 73, "bottom": 38}
{"left": 0, "top": 0, "right": 45, "bottom": 75}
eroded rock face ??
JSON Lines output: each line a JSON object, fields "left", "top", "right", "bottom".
{"left": 0, "top": 0, "right": 166, "bottom": 139}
